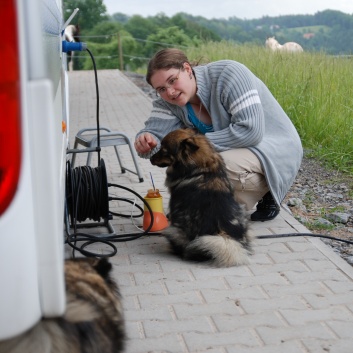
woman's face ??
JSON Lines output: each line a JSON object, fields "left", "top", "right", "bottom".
{"left": 150, "top": 63, "right": 196, "bottom": 106}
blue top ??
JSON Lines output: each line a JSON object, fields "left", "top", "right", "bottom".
{"left": 186, "top": 103, "right": 214, "bottom": 134}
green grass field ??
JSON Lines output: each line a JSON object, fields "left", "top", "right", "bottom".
{"left": 186, "top": 42, "right": 353, "bottom": 174}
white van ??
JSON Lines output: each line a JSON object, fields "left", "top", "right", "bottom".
{"left": 0, "top": 0, "right": 69, "bottom": 339}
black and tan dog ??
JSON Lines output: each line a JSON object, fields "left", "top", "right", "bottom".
{"left": 150, "top": 128, "right": 252, "bottom": 267}
{"left": 0, "top": 258, "right": 125, "bottom": 353}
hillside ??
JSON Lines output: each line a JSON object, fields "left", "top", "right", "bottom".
{"left": 66, "top": 6, "right": 353, "bottom": 72}
{"left": 185, "top": 10, "right": 353, "bottom": 54}
{"left": 132, "top": 10, "right": 351, "bottom": 55}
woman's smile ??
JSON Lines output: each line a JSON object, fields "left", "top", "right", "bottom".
{"left": 170, "top": 92, "right": 182, "bottom": 101}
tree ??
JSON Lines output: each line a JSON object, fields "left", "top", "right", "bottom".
{"left": 124, "top": 15, "right": 158, "bottom": 40}
{"left": 80, "top": 30, "right": 141, "bottom": 71}
{"left": 144, "top": 26, "right": 195, "bottom": 57}
{"left": 149, "top": 12, "right": 172, "bottom": 28}
{"left": 84, "top": 21, "right": 123, "bottom": 43}
{"left": 170, "top": 14, "right": 221, "bottom": 42}
{"left": 63, "top": 0, "right": 108, "bottom": 31}
{"left": 110, "top": 12, "right": 130, "bottom": 24}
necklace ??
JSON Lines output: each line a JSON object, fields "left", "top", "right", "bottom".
{"left": 188, "top": 99, "right": 202, "bottom": 119}
{"left": 196, "top": 102, "right": 212, "bottom": 126}
{"left": 186, "top": 102, "right": 213, "bottom": 134}
{"left": 198, "top": 102, "right": 202, "bottom": 120}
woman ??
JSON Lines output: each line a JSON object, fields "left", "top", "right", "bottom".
{"left": 134, "top": 48, "right": 303, "bottom": 221}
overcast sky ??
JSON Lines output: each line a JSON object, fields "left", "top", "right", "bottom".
{"left": 103, "top": 0, "right": 353, "bottom": 20}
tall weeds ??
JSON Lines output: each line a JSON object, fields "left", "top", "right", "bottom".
{"left": 186, "top": 42, "right": 353, "bottom": 174}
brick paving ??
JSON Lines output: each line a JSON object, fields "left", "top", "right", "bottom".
{"left": 68, "top": 70, "right": 353, "bottom": 353}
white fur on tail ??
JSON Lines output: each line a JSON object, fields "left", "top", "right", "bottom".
{"left": 186, "top": 235, "right": 251, "bottom": 267}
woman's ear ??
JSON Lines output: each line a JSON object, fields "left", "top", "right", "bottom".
{"left": 183, "top": 62, "right": 193, "bottom": 75}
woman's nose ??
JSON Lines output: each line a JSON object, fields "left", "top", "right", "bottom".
{"left": 166, "top": 86, "right": 176, "bottom": 96}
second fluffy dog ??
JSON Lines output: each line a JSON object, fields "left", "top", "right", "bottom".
{"left": 0, "top": 258, "right": 125, "bottom": 353}
{"left": 150, "top": 128, "right": 252, "bottom": 267}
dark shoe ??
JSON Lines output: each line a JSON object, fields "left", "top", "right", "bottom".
{"left": 250, "top": 192, "right": 280, "bottom": 222}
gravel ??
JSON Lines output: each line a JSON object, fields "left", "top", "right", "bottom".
{"left": 123, "top": 71, "right": 353, "bottom": 266}
{"left": 124, "top": 71, "right": 158, "bottom": 100}
{"left": 283, "top": 154, "right": 353, "bottom": 266}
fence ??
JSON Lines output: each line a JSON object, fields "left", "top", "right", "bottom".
{"left": 74, "top": 32, "right": 189, "bottom": 70}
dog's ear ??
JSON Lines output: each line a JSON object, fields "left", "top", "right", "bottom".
{"left": 180, "top": 137, "right": 199, "bottom": 153}
{"left": 90, "top": 258, "right": 113, "bottom": 279}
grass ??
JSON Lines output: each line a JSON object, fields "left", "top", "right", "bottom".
{"left": 308, "top": 220, "right": 336, "bottom": 232}
{"left": 186, "top": 42, "right": 353, "bottom": 175}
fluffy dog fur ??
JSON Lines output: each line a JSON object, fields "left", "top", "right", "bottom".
{"left": 150, "top": 128, "right": 252, "bottom": 267}
{"left": 0, "top": 258, "right": 125, "bottom": 353}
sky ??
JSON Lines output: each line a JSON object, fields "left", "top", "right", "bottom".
{"left": 103, "top": 0, "right": 353, "bottom": 20}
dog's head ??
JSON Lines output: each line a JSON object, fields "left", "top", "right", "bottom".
{"left": 150, "top": 128, "right": 219, "bottom": 172}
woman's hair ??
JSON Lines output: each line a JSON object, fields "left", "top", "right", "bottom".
{"left": 146, "top": 48, "right": 190, "bottom": 86}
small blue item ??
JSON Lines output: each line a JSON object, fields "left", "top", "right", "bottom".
{"left": 62, "top": 40, "right": 87, "bottom": 52}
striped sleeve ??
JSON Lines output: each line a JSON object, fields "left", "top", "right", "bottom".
{"left": 206, "top": 62, "right": 265, "bottom": 149}
{"left": 136, "top": 99, "right": 186, "bottom": 159}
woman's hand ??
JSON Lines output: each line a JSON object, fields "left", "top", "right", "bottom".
{"left": 134, "top": 133, "right": 158, "bottom": 154}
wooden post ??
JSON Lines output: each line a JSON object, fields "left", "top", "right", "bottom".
{"left": 118, "top": 32, "right": 123, "bottom": 71}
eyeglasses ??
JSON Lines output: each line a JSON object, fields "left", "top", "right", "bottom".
{"left": 155, "top": 68, "right": 181, "bottom": 96}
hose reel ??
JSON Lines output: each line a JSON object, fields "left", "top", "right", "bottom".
{"left": 65, "top": 158, "right": 155, "bottom": 258}
{"left": 66, "top": 158, "right": 109, "bottom": 226}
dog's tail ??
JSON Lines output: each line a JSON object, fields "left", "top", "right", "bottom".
{"left": 184, "top": 233, "right": 252, "bottom": 267}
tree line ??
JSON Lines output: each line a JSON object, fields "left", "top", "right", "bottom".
{"left": 63, "top": 0, "right": 353, "bottom": 71}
